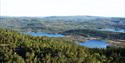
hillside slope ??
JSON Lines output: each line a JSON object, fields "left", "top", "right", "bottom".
{"left": 0, "top": 16, "right": 125, "bottom": 32}
{"left": 0, "top": 28, "right": 125, "bottom": 63}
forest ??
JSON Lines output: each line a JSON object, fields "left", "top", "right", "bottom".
{"left": 0, "top": 28, "right": 125, "bottom": 63}
{"left": 0, "top": 16, "right": 125, "bottom": 33}
{"left": 61, "top": 29, "right": 125, "bottom": 40}
{"left": 1, "top": 0, "right": 125, "bottom": 62}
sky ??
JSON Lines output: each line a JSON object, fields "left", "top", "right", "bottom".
{"left": 0, "top": 0, "right": 125, "bottom": 17}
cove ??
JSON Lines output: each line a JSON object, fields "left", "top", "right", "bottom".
{"left": 26, "top": 32, "right": 64, "bottom": 37}
{"left": 79, "top": 40, "right": 110, "bottom": 48}
{"left": 99, "top": 28, "right": 125, "bottom": 33}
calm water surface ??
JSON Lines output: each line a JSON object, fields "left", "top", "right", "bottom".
{"left": 27, "top": 32, "right": 110, "bottom": 48}
{"left": 80, "top": 40, "right": 110, "bottom": 48}
{"left": 27, "top": 32, "right": 64, "bottom": 37}
{"left": 99, "top": 28, "right": 125, "bottom": 33}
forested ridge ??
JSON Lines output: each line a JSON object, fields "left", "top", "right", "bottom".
{"left": 0, "top": 28, "right": 125, "bottom": 63}
{"left": 61, "top": 29, "right": 125, "bottom": 40}
{"left": 0, "top": 16, "right": 125, "bottom": 32}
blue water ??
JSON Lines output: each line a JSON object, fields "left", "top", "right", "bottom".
{"left": 99, "top": 28, "right": 125, "bottom": 33}
{"left": 79, "top": 40, "right": 109, "bottom": 48}
{"left": 27, "top": 32, "right": 64, "bottom": 37}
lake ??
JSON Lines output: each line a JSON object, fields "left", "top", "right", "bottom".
{"left": 99, "top": 28, "right": 125, "bottom": 33}
{"left": 26, "top": 32, "right": 64, "bottom": 37}
{"left": 79, "top": 40, "right": 110, "bottom": 48}
{"left": 27, "top": 32, "right": 110, "bottom": 48}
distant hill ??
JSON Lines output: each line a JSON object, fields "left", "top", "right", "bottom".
{"left": 0, "top": 16, "right": 125, "bottom": 32}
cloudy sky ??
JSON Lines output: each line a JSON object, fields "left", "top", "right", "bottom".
{"left": 0, "top": 0, "right": 125, "bottom": 17}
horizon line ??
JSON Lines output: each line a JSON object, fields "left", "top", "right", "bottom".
{"left": 0, "top": 15, "right": 125, "bottom": 18}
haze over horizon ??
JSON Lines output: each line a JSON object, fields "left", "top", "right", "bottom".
{"left": 0, "top": 0, "right": 125, "bottom": 17}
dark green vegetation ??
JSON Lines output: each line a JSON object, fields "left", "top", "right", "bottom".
{"left": 0, "top": 28, "right": 125, "bottom": 63}
{"left": 0, "top": 16, "right": 125, "bottom": 63}
{"left": 0, "top": 16, "right": 125, "bottom": 32}
{"left": 61, "top": 29, "right": 125, "bottom": 40}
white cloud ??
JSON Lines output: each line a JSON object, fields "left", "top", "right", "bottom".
{"left": 0, "top": 0, "right": 124, "bottom": 17}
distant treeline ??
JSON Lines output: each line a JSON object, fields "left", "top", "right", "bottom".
{"left": 61, "top": 29, "right": 125, "bottom": 40}
{"left": 0, "top": 16, "right": 125, "bottom": 32}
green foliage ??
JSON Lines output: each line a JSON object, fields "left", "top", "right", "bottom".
{"left": 62, "top": 29, "right": 125, "bottom": 40}
{"left": 0, "top": 16, "right": 125, "bottom": 33}
{"left": 0, "top": 28, "right": 125, "bottom": 63}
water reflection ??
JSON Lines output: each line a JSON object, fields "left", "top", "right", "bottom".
{"left": 80, "top": 40, "right": 110, "bottom": 48}
{"left": 27, "top": 32, "right": 64, "bottom": 37}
